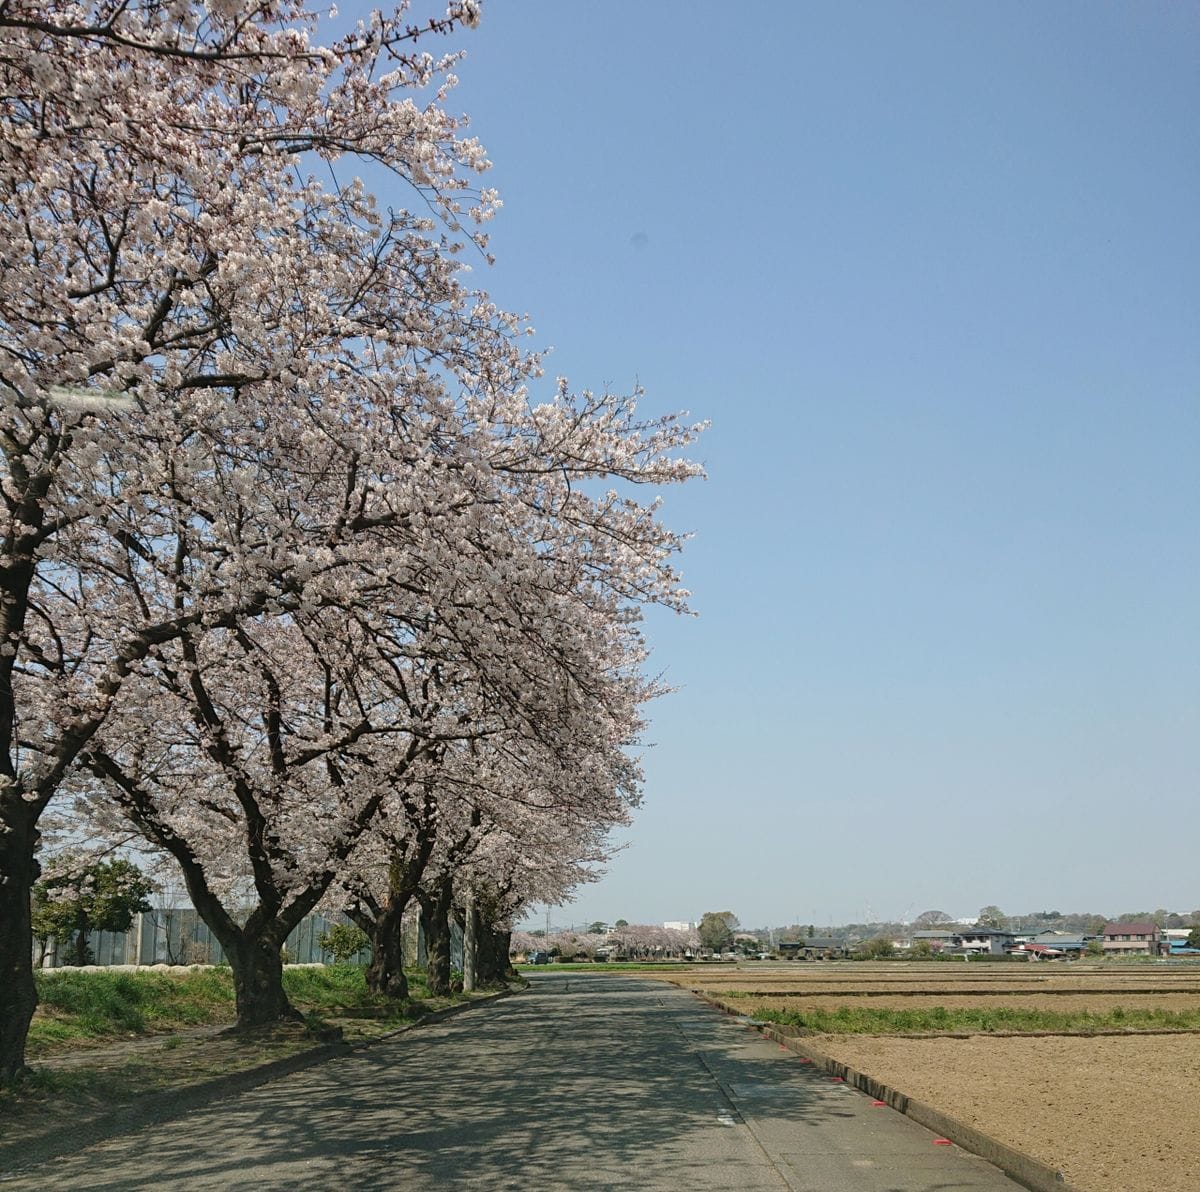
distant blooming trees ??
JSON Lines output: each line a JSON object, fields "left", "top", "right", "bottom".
{"left": 611, "top": 923, "right": 697, "bottom": 959}
{"left": 0, "top": 0, "right": 700, "bottom": 1080}
{"left": 516, "top": 923, "right": 698, "bottom": 962}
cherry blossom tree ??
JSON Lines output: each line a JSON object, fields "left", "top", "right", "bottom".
{"left": 75, "top": 358, "right": 694, "bottom": 1026}
{"left": 80, "top": 615, "right": 449, "bottom": 1024}
{"left": 452, "top": 791, "right": 626, "bottom": 983}
{"left": 609, "top": 923, "right": 697, "bottom": 960}
{"left": 415, "top": 813, "right": 480, "bottom": 996}
{"left": 509, "top": 929, "right": 540, "bottom": 959}
{"left": 463, "top": 879, "right": 521, "bottom": 985}
{"left": 335, "top": 741, "right": 490, "bottom": 1001}
{"left": 339, "top": 773, "right": 444, "bottom": 1000}
{"left": 1, "top": 0, "right": 702, "bottom": 1078}
{"left": 0, "top": 0, "right": 507, "bottom": 1079}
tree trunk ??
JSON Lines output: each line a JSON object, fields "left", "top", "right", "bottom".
{"left": 462, "top": 893, "right": 477, "bottom": 992}
{"left": 476, "top": 927, "right": 513, "bottom": 984}
{"left": 0, "top": 802, "right": 38, "bottom": 1082}
{"left": 223, "top": 934, "right": 300, "bottom": 1028}
{"left": 181, "top": 876, "right": 302, "bottom": 1030}
{"left": 72, "top": 926, "right": 91, "bottom": 967}
{"left": 364, "top": 897, "right": 408, "bottom": 1000}
{"left": 418, "top": 878, "right": 454, "bottom": 997}
{"left": 356, "top": 845, "right": 435, "bottom": 1002}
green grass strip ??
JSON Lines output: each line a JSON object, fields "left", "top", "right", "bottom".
{"left": 749, "top": 1003, "right": 1200, "bottom": 1034}
{"left": 32, "top": 969, "right": 234, "bottom": 1045}
{"left": 514, "top": 962, "right": 694, "bottom": 973}
{"left": 28, "top": 965, "right": 440, "bottom": 1051}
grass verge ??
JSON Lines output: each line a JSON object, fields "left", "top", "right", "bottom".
{"left": 27, "top": 965, "right": 456, "bottom": 1054}
{"left": 745, "top": 1002, "right": 1200, "bottom": 1034}
{"left": 31, "top": 968, "right": 233, "bottom": 1050}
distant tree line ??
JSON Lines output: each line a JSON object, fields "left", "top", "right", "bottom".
{"left": 768, "top": 905, "right": 1200, "bottom": 943}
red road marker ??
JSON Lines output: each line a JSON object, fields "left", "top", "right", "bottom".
{"left": 933, "top": 1138, "right": 952, "bottom": 1146}
{"left": 871, "top": 1100, "right": 886, "bottom": 1107}
{"left": 830, "top": 1076, "right": 844, "bottom": 1083}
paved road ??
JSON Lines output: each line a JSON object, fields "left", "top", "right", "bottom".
{"left": 4, "top": 974, "right": 1022, "bottom": 1190}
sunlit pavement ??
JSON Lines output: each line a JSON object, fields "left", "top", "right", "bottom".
{"left": 5, "top": 973, "right": 1021, "bottom": 1190}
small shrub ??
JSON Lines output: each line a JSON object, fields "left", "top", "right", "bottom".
{"left": 855, "top": 938, "right": 896, "bottom": 960}
{"left": 317, "top": 923, "right": 370, "bottom": 964}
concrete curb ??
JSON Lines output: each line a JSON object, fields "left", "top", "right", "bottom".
{"left": 695, "top": 991, "right": 1082, "bottom": 1192}
{"left": 1, "top": 986, "right": 517, "bottom": 1175}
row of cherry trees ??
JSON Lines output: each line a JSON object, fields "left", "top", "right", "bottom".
{"left": 511, "top": 925, "right": 700, "bottom": 962}
{"left": 0, "top": 0, "right": 700, "bottom": 1080}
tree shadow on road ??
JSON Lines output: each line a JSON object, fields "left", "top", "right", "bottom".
{"left": 9, "top": 974, "right": 1004, "bottom": 1190}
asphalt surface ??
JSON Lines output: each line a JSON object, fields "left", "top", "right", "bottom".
{"left": 3, "top": 973, "right": 1023, "bottom": 1190}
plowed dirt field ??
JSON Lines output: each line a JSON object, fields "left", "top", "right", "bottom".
{"left": 652, "top": 963, "right": 1200, "bottom": 1191}
{"left": 814, "top": 1032, "right": 1200, "bottom": 1192}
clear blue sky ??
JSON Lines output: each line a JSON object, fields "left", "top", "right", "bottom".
{"left": 365, "top": 2, "right": 1198, "bottom": 927}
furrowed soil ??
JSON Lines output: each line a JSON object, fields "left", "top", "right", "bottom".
{"left": 813, "top": 1032, "right": 1200, "bottom": 1192}
{"left": 652, "top": 962, "right": 1200, "bottom": 1192}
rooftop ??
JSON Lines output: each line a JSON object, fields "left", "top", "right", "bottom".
{"left": 1101, "top": 922, "right": 1159, "bottom": 937}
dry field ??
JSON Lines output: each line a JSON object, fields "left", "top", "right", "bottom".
{"left": 815, "top": 1033, "right": 1200, "bottom": 1192}
{"left": 652, "top": 963, "right": 1200, "bottom": 1192}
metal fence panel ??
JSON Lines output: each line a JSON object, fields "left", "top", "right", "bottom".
{"left": 36, "top": 909, "right": 393, "bottom": 969}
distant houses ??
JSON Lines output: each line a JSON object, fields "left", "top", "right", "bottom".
{"left": 886, "top": 921, "right": 1196, "bottom": 961}
{"left": 778, "top": 937, "right": 849, "bottom": 960}
{"left": 909, "top": 928, "right": 960, "bottom": 951}
{"left": 1162, "top": 929, "right": 1200, "bottom": 957}
{"left": 1099, "top": 921, "right": 1161, "bottom": 957}
{"left": 1022, "top": 930, "right": 1087, "bottom": 958}
{"left": 954, "top": 926, "right": 1013, "bottom": 955}
{"left": 903, "top": 926, "right": 1016, "bottom": 955}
